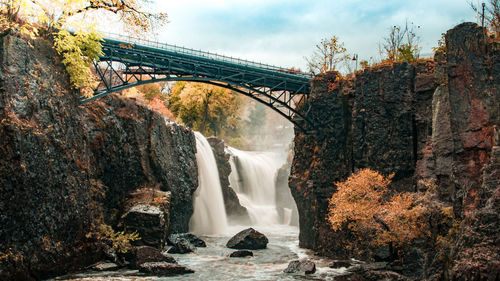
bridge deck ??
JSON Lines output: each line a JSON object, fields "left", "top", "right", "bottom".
{"left": 85, "top": 33, "right": 314, "bottom": 131}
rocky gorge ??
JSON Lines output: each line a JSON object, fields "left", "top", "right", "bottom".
{"left": 0, "top": 21, "right": 498, "bottom": 281}
{"left": 290, "top": 23, "right": 499, "bottom": 280}
{"left": 0, "top": 31, "right": 198, "bottom": 279}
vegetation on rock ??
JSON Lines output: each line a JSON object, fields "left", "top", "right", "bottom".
{"left": 86, "top": 223, "right": 141, "bottom": 254}
{"left": 327, "top": 169, "right": 455, "bottom": 254}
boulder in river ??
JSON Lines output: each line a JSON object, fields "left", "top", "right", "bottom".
{"left": 138, "top": 262, "right": 194, "bottom": 276}
{"left": 126, "top": 246, "right": 176, "bottom": 269}
{"left": 168, "top": 233, "right": 206, "bottom": 247}
{"left": 167, "top": 238, "right": 196, "bottom": 254}
{"left": 283, "top": 259, "right": 316, "bottom": 274}
{"left": 91, "top": 262, "right": 120, "bottom": 271}
{"left": 229, "top": 250, "right": 254, "bottom": 258}
{"left": 226, "top": 228, "right": 268, "bottom": 249}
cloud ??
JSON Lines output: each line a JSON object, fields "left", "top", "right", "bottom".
{"left": 148, "top": 0, "right": 476, "bottom": 70}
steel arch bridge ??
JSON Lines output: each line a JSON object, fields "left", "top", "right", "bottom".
{"left": 84, "top": 33, "right": 314, "bottom": 132}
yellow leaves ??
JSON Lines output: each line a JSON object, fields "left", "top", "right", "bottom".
{"left": 168, "top": 81, "right": 242, "bottom": 135}
{"left": 54, "top": 28, "right": 102, "bottom": 97}
{"left": 87, "top": 224, "right": 140, "bottom": 254}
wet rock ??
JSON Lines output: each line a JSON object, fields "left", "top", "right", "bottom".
{"left": 91, "top": 262, "right": 120, "bottom": 271}
{"left": 275, "top": 162, "right": 299, "bottom": 226}
{"left": 126, "top": 246, "right": 176, "bottom": 269}
{"left": 229, "top": 250, "right": 253, "bottom": 258}
{"left": 283, "top": 259, "right": 316, "bottom": 274}
{"left": 167, "top": 239, "right": 196, "bottom": 254}
{"left": 329, "top": 260, "right": 356, "bottom": 268}
{"left": 167, "top": 233, "right": 206, "bottom": 247}
{"left": 138, "top": 262, "right": 194, "bottom": 276}
{"left": 226, "top": 228, "right": 268, "bottom": 250}
{"left": 207, "top": 137, "right": 250, "bottom": 223}
{"left": 121, "top": 203, "right": 167, "bottom": 248}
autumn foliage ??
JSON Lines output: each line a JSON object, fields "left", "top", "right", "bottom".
{"left": 327, "top": 169, "right": 454, "bottom": 251}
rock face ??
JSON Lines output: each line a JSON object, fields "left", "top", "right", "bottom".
{"left": 0, "top": 31, "right": 198, "bottom": 280}
{"left": 126, "top": 246, "right": 176, "bottom": 269}
{"left": 226, "top": 228, "right": 269, "bottom": 249}
{"left": 275, "top": 161, "right": 299, "bottom": 225}
{"left": 85, "top": 96, "right": 198, "bottom": 235}
{"left": 206, "top": 137, "right": 250, "bottom": 222}
{"left": 167, "top": 233, "right": 206, "bottom": 248}
{"left": 290, "top": 22, "right": 499, "bottom": 279}
{"left": 283, "top": 259, "right": 316, "bottom": 274}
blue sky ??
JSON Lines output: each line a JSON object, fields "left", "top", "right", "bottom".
{"left": 150, "top": 0, "right": 476, "bottom": 71}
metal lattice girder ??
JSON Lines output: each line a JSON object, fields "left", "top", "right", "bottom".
{"left": 82, "top": 35, "right": 314, "bottom": 131}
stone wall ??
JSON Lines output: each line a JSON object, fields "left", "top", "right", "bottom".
{"left": 290, "top": 23, "right": 499, "bottom": 279}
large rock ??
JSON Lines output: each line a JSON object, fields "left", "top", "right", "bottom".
{"left": 229, "top": 250, "right": 253, "bottom": 258}
{"left": 126, "top": 246, "right": 176, "bottom": 269}
{"left": 283, "top": 259, "right": 316, "bottom": 274}
{"left": 167, "top": 238, "right": 196, "bottom": 254}
{"left": 138, "top": 262, "right": 194, "bottom": 276}
{"left": 167, "top": 233, "right": 206, "bottom": 247}
{"left": 121, "top": 190, "right": 171, "bottom": 248}
{"left": 226, "top": 228, "right": 268, "bottom": 250}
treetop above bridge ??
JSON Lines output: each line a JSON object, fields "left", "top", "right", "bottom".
{"left": 85, "top": 32, "right": 315, "bottom": 132}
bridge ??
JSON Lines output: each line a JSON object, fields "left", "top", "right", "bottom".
{"left": 84, "top": 33, "right": 314, "bottom": 132}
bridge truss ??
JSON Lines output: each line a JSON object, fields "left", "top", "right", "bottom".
{"left": 83, "top": 34, "right": 314, "bottom": 132}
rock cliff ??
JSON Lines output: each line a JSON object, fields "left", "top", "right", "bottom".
{"left": 0, "top": 31, "right": 198, "bottom": 280}
{"left": 290, "top": 23, "right": 499, "bottom": 279}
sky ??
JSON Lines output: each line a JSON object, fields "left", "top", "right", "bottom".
{"left": 144, "top": 0, "right": 477, "bottom": 71}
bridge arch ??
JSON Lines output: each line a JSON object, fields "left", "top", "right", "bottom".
{"left": 83, "top": 35, "right": 314, "bottom": 132}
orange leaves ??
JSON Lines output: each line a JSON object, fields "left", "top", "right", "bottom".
{"left": 327, "top": 169, "right": 391, "bottom": 232}
{"left": 327, "top": 169, "right": 451, "bottom": 250}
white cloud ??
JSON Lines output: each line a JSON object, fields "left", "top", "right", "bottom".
{"left": 127, "top": 0, "right": 477, "bottom": 71}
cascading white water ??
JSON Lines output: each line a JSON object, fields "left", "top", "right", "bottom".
{"left": 189, "top": 132, "right": 228, "bottom": 235}
{"left": 227, "top": 147, "right": 284, "bottom": 226}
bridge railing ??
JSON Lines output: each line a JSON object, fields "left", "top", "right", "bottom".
{"left": 100, "top": 32, "right": 313, "bottom": 79}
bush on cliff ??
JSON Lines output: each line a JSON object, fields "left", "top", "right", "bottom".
{"left": 327, "top": 169, "right": 455, "bottom": 259}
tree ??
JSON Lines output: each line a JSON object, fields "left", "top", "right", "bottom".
{"left": 327, "top": 169, "right": 454, "bottom": 254}
{"left": 380, "top": 21, "right": 420, "bottom": 63}
{"left": 305, "top": 36, "right": 348, "bottom": 74}
{"left": 168, "top": 82, "right": 242, "bottom": 136}
{"left": 471, "top": 0, "right": 500, "bottom": 37}
{"left": 1, "top": 0, "right": 168, "bottom": 97}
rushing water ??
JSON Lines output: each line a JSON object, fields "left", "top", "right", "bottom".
{"left": 54, "top": 133, "right": 350, "bottom": 280}
{"left": 227, "top": 147, "right": 284, "bottom": 226}
{"left": 189, "top": 132, "right": 228, "bottom": 235}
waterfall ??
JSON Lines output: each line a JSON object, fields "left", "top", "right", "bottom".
{"left": 189, "top": 132, "right": 228, "bottom": 235}
{"left": 227, "top": 147, "right": 284, "bottom": 226}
